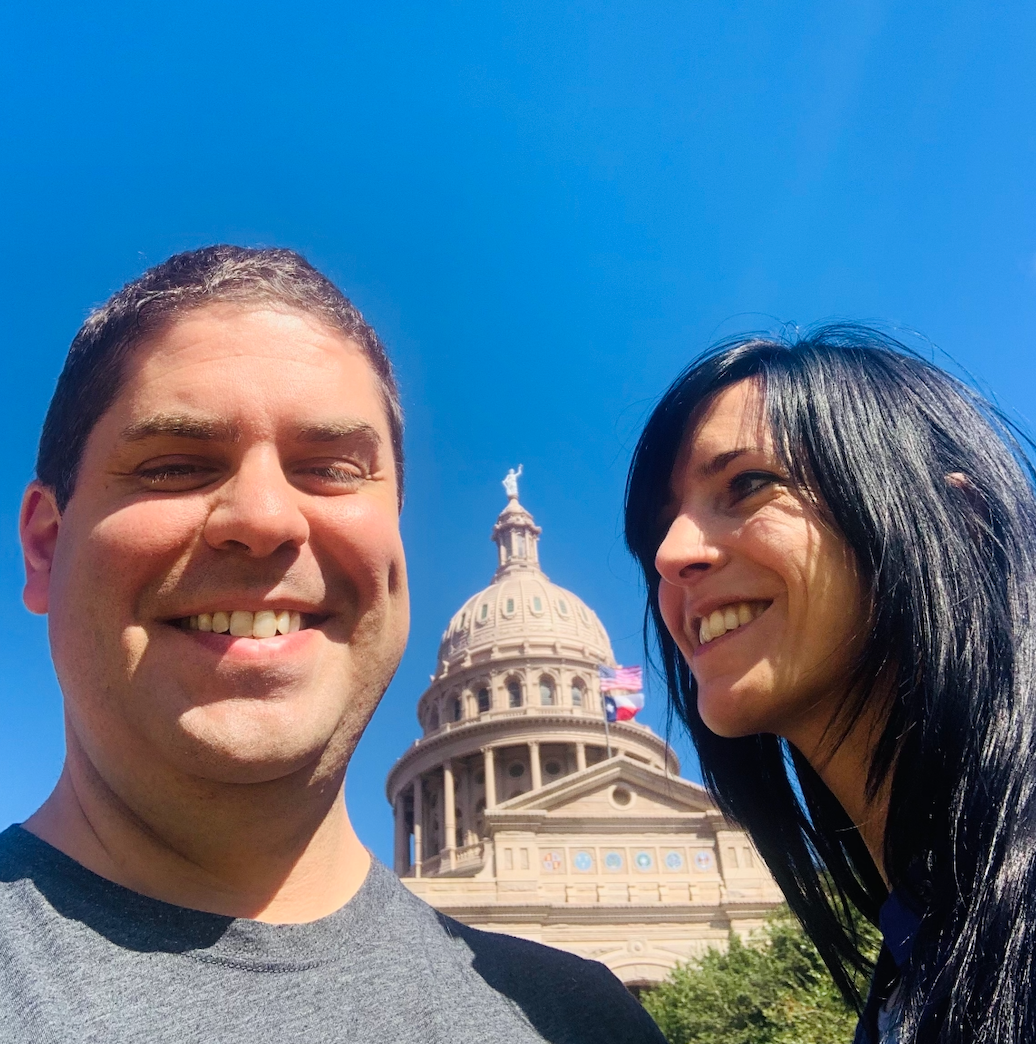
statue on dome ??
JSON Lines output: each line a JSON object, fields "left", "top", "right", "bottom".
{"left": 502, "top": 464, "right": 523, "bottom": 500}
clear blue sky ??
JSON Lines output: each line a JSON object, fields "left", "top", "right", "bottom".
{"left": 1, "top": 1, "right": 1034, "bottom": 866}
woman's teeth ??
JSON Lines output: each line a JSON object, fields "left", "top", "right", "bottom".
{"left": 698, "top": 602, "right": 767, "bottom": 645}
{"left": 183, "top": 610, "right": 302, "bottom": 638}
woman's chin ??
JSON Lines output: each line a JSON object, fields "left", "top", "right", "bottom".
{"left": 696, "top": 686, "right": 769, "bottom": 739}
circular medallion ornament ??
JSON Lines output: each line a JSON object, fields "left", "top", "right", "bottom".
{"left": 664, "top": 850, "right": 684, "bottom": 871}
{"left": 634, "top": 850, "right": 654, "bottom": 871}
{"left": 604, "top": 850, "right": 624, "bottom": 871}
{"left": 694, "top": 850, "right": 714, "bottom": 871}
{"left": 541, "top": 850, "right": 563, "bottom": 872}
{"left": 573, "top": 851, "right": 594, "bottom": 872}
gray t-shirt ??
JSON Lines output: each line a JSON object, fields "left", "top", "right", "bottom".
{"left": 0, "top": 826, "right": 664, "bottom": 1043}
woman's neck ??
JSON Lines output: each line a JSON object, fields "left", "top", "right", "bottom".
{"left": 791, "top": 701, "right": 891, "bottom": 888}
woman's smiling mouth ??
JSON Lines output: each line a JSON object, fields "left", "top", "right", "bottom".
{"left": 695, "top": 600, "right": 771, "bottom": 647}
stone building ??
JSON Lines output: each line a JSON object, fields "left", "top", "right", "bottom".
{"left": 385, "top": 477, "right": 783, "bottom": 989}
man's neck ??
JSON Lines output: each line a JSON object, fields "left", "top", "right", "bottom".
{"left": 23, "top": 740, "right": 371, "bottom": 923}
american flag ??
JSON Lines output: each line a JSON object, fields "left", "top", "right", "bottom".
{"left": 598, "top": 665, "right": 643, "bottom": 693}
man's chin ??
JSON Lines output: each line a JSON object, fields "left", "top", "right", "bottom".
{"left": 168, "top": 704, "right": 352, "bottom": 787}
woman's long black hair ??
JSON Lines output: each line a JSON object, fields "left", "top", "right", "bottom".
{"left": 625, "top": 324, "right": 1036, "bottom": 1044}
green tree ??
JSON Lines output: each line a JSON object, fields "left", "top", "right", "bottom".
{"left": 642, "top": 907, "right": 879, "bottom": 1044}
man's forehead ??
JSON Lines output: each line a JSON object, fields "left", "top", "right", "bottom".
{"left": 111, "top": 305, "right": 381, "bottom": 414}
{"left": 131, "top": 301, "right": 366, "bottom": 365}
{"left": 70, "top": 311, "right": 394, "bottom": 470}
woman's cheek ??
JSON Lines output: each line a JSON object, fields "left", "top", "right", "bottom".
{"left": 657, "top": 580, "right": 693, "bottom": 658}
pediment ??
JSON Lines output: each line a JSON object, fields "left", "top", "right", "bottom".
{"left": 492, "top": 755, "right": 716, "bottom": 818}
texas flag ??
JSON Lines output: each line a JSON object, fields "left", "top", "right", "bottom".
{"left": 598, "top": 666, "right": 644, "bottom": 722}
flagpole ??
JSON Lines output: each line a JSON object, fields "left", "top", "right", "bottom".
{"left": 602, "top": 696, "right": 613, "bottom": 759}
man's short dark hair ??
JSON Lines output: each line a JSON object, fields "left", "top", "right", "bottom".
{"left": 37, "top": 245, "right": 404, "bottom": 511}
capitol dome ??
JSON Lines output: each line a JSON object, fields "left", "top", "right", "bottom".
{"left": 387, "top": 469, "right": 676, "bottom": 842}
{"left": 435, "top": 496, "right": 614, "bottom": 674}
{"left": 385, "top": 471, "right": 784, "bottom": 992}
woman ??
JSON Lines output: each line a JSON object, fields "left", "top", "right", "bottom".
{"left": 624, "top": 324, "right": 1036, "bottom": 1044}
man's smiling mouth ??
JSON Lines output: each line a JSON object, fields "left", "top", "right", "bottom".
{"left": 174, "top": 610, "right": 323, "bottom": 639}
{"left": 697, "top": 601, "right": 770, "bottom": 646}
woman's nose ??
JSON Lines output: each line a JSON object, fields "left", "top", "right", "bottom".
{"left": 654, "top": 512, "right": 724, "bottom": 585}
{"left": 204, "top": 450, "right": 310, "bottom": 557}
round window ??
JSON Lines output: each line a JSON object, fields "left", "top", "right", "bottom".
{"left": 544, "top": 760, "right": 562, "bottom": 775}
{"left": 611, "top": 786, "right": 632, "bottom": 807}
{"left": 508, "top": 762, "right": 526, "bottom": 778}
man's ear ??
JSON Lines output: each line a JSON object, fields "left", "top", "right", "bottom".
{"left": 20, "top": 482, "right": 61, "bottom": 615}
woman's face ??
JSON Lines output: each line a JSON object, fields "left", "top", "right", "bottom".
{"left": 654, "top": 379, "right": 868, "bottom": 754}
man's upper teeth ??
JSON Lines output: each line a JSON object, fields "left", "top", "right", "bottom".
{"left": 698, "top": 602, "right": 764, "bottom": 645}
{"left": 186, "top": 610, "right": 302, "bottom": 637}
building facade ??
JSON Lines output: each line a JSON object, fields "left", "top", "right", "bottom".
{"left": 385, "top": 478, "right": 783, "bottom": 989}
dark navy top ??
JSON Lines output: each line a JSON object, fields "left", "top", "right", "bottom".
{"left": 854, "top": 889, "right": 923, "bottom": 1044}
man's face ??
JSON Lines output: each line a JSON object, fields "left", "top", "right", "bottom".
{"left": 22, "top": 304, "right": 409, "bottom": 790}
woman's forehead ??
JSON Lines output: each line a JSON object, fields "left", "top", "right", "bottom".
{"left": 679, "top": 379, "right": 771, "bottom": 469}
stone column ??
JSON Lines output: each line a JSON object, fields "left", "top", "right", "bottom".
{"left": 529, "top": 740, "right": 542, "bottom": 790}
{"left": 444, "top": 760, "right": 457, "bottom": 870}
{"left": 458, "top": 760, "right": 470, "bottom": 847}
{"left": 483, "top": 747, "right": 497, "bottom": 808}
{"left": 412, "top": 776, "right": 423, "bottom": 878}
{"left": 575, "top": 742, "right": 587, "bottom": 772}
{"left": 393, "top": 792, "right": 408, "bottom": 875}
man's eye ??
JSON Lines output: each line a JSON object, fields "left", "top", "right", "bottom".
{"left": 301, "top": 462, "right": 367, "bottom": 484}
{"left": 137, "top": 463, "right": 215, "bottom": 487}
{"left": 729, "top": 471, "right": 780, "bottom": 502}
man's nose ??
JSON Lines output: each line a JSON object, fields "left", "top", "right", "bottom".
{"left": 654, "top": 512, "right": 724, "bottom": 585}
{"left": 204, "top": 449, "right": 309, "bottom": 557}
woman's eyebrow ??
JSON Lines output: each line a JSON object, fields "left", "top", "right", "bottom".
{"left": 698, "top": 447, "right": 764, "bottom": 478}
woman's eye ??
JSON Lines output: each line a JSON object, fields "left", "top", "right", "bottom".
{"left": 729, "top": 471, "right": 780, "bottom": 502}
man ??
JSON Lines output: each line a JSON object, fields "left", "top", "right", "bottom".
{"left": 0, "top": 246, "right": 665, "bottom": 1043}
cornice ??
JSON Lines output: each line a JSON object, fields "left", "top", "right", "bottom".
{"left": 486, "top": 814, "right": 716, "bottom": 834}
{"left": 398, "top": 895, "right": 779, "bottom": 925}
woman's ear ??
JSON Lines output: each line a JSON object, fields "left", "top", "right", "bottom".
{"left": 20, "top": 482, "right": 61, "bottom": 615}
{"left": 945, "top": 471, "right": 992, "bottom": 532}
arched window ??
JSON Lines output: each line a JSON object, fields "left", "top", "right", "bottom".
{"left": 540, "top": 676, "right": 556, "bottom": 706}
{"left": 477, "top": 687, "right": 491, "bottom": 712}
{"left": 451, "top": 696, "right": 462, "bottom": 722}
{"left": 507, "top": 679, "right": 523, "bottom": 708}
{"left": 429, "top": 706, "right": 440, "bottom": 729}
{"left": 571, "top": 679, "right": 585, "bottom": 707}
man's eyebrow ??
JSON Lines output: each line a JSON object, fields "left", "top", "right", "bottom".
{"left": 294, "top": 421, "right": 382, "bottom": 447}
{"left": 120, "top": 415, "right": 240, "bottom": 443}
{"left": 697, "top": 447, "right": 765, "bottom": 478}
